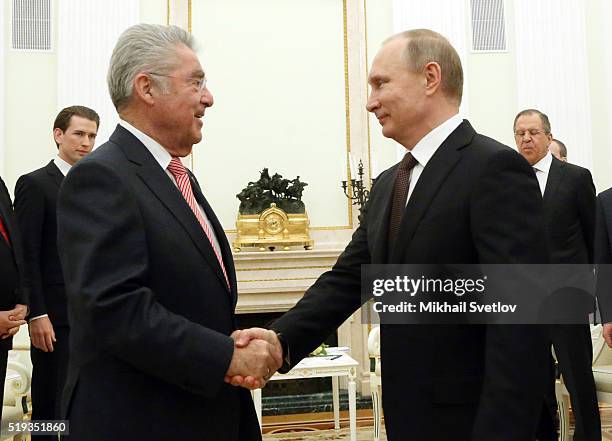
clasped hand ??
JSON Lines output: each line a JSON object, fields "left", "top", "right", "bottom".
{"left": 224, "top": 328, "right": 282, "bottom": 390}
{"left": 0, "top": 304, "right": 28, "bottom": 339}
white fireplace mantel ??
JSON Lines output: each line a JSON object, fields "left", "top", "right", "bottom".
{"left": 233, "top": 246, "right": 372, "bottom": 394}
{"left": 235, "top": 247, "right": 342, "bottom": 314}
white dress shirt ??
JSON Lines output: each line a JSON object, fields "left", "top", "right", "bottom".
{"left": 403, "top": 114, "right": 463, "bottom": 204}
{"left": 53, "top": 156, "right": 72, "bottom": 177}
{"left": 532, "top": 151, "right": 553, "bottom": 196}
{"left": 118, "top": 120, "right": 224, "bottom": 259}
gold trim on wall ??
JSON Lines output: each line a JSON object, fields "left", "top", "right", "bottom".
{"left": 342, "top": 0, "right": 354, "bottom": 230}
{"left": 364, "top": 0, "right": 373, "bottom": 182}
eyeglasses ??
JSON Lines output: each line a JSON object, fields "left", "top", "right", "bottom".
{"left": 148, "top": 72, "right": 207, "bottom": 92}
{"left": 514, "top": 129, "right": 548, "bottom": 138}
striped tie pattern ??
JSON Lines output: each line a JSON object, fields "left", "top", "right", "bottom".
{"left": 0, "top": 216, "right": 10, "bottom": 246}
{"left": 167, "top": 158, "right": 230, "bottom": 289}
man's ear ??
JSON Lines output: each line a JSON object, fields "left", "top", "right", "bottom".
{"left": 53, "top": 128, "right": 64, "bottom": 147}
{"left": 132, "top": 73, "right": 156, "bottom": 106}
{"left": 423, "top": 61, "right": 442, "bottom": 97}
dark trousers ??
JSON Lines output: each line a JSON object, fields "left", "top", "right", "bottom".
{"left": 537, "top": 324, "right": 601, "bottom": 441}
{"left": 31, "top": 326, "right": 69, "bottom": 440}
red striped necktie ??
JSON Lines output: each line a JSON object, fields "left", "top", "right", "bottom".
{"left": 0, "top": 217, "right": 10, "bottom": 246}
{"left": 167, "top": 157, "right": 230, "bottom": 289}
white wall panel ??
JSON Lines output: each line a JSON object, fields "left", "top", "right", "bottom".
{"left": 191, "top": 0, "right": 349, "bottom": 230}
{"left": 514, "top": 0, "right": 592, "bottom": 169}
{"left": 57, "top": 0, "right": 139, "bottom": 146}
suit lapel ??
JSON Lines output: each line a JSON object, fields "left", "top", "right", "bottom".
{"left": 542, "top": 157, "right": 564, "bottom": 209}
{"left": 0, "top": 203, "right": 12, "bottom": 250}
{"left": 46, "top": 160, "right": 64, "bottom": 188}
{"left": 389, "top": 120, "right": 473, "bottom": 261}
{"left": 110, "top": 126, "right": 231, "bottom": 293}
{"left": 368, "top": 167, "right": 398, "bottom": 263}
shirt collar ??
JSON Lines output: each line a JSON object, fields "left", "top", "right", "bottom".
{"left": 532, "top": 151, "right": 553, "bottom": 173}
{"left": 119, "top": 119, "right": 172, "bottom": 170}
{"left": 408, "top": 114, "right": 463, "bottom": 167}
{"left": 53, "top": 156, "right": 72, "bottom": 176}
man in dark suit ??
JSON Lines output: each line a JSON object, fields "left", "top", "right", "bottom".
{"left": 230, "top": 29, "right": 550, "bottom": 441}
{"left": 0, "top": 176, "right": 28, "bottom": 421}
{"left": 56, "top": 24, "right": 280, "bottom": 441}
{"left": 514, "top": 109, "right": 599, "bottom": 441}
{"left": 14, "top": 105, "right": 99, "bottom": 439}
{"left": 597, "top": 188, "right": 612, "bottom": 345}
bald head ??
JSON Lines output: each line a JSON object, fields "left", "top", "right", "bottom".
{"left": 386, "top": 29, "right": 464, "bottom": 105}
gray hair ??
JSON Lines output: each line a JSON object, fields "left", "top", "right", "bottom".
{"left": 513, "top": 109, "right": 551, "bottom": 134}
{"left": 107, "top": 24, "right": 196, "bottom": 111}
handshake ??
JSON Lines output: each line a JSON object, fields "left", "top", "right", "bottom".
{"left": 224, "top": 328, "right": 283, "bottom": 390}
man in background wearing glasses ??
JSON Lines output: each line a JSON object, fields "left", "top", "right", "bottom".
{"left": 514, "top": 109, "right": 599, "bottom": 441}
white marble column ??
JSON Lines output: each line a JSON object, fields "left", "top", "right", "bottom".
{"left": 514, "top": 0, "right": 593, "bottom": 169}
{"left": 57, "top": 0, "right": 139, "bottom": 145}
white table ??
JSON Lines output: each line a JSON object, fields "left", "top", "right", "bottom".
{"left": 252, "top": 350, "right": 359, "bottom": 441}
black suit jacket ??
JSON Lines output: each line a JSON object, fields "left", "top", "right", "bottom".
{"left": 595, "top": 188, "right": 612, "bottom": 322}
{"left": 14, "top": 161, "right": 69, "bottom": 326}
{"left": 57, "top": 125, "right": 259, "bottom": 441}
{"left": 540, "top": 157, "right": 596, "bottom": 320}
{"left": 542, "top": 157, "right": 595, "bottom": 264}
{"left": 0, "top": 176, "right": 28, "bottom": 350}
{"left": 272, "top": 120, "right": 550, "bottom": 441}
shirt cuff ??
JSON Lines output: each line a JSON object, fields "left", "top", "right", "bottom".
{"left": 29, "top": 314, "right": 49, "bottom": 323}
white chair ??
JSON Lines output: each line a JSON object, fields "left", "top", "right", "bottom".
{"left": 368, "top": 326, "right": 382, "bottom": 441}
{"left": 591, "top": 324, "right": 612, "bottom": 440}
{"left": 1, "top": 353, "right": 31, "bottom": 441}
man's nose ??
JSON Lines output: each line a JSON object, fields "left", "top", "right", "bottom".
{"left": 366, "top": 95, "right": 378, "bottom": 112}
{"left": 202, "top": 87, "right": 214, "bottom": 108}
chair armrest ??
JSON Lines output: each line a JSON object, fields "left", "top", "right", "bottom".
{"left": 5, "top": 360, "right": 31, "bottom": 397}
{"left": 368, "top": 326, "right": 381, "bottom": 357}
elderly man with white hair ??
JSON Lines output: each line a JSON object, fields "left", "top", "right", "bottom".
{"left": 57, "top": 24, "right": 280, "bottom": 441}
